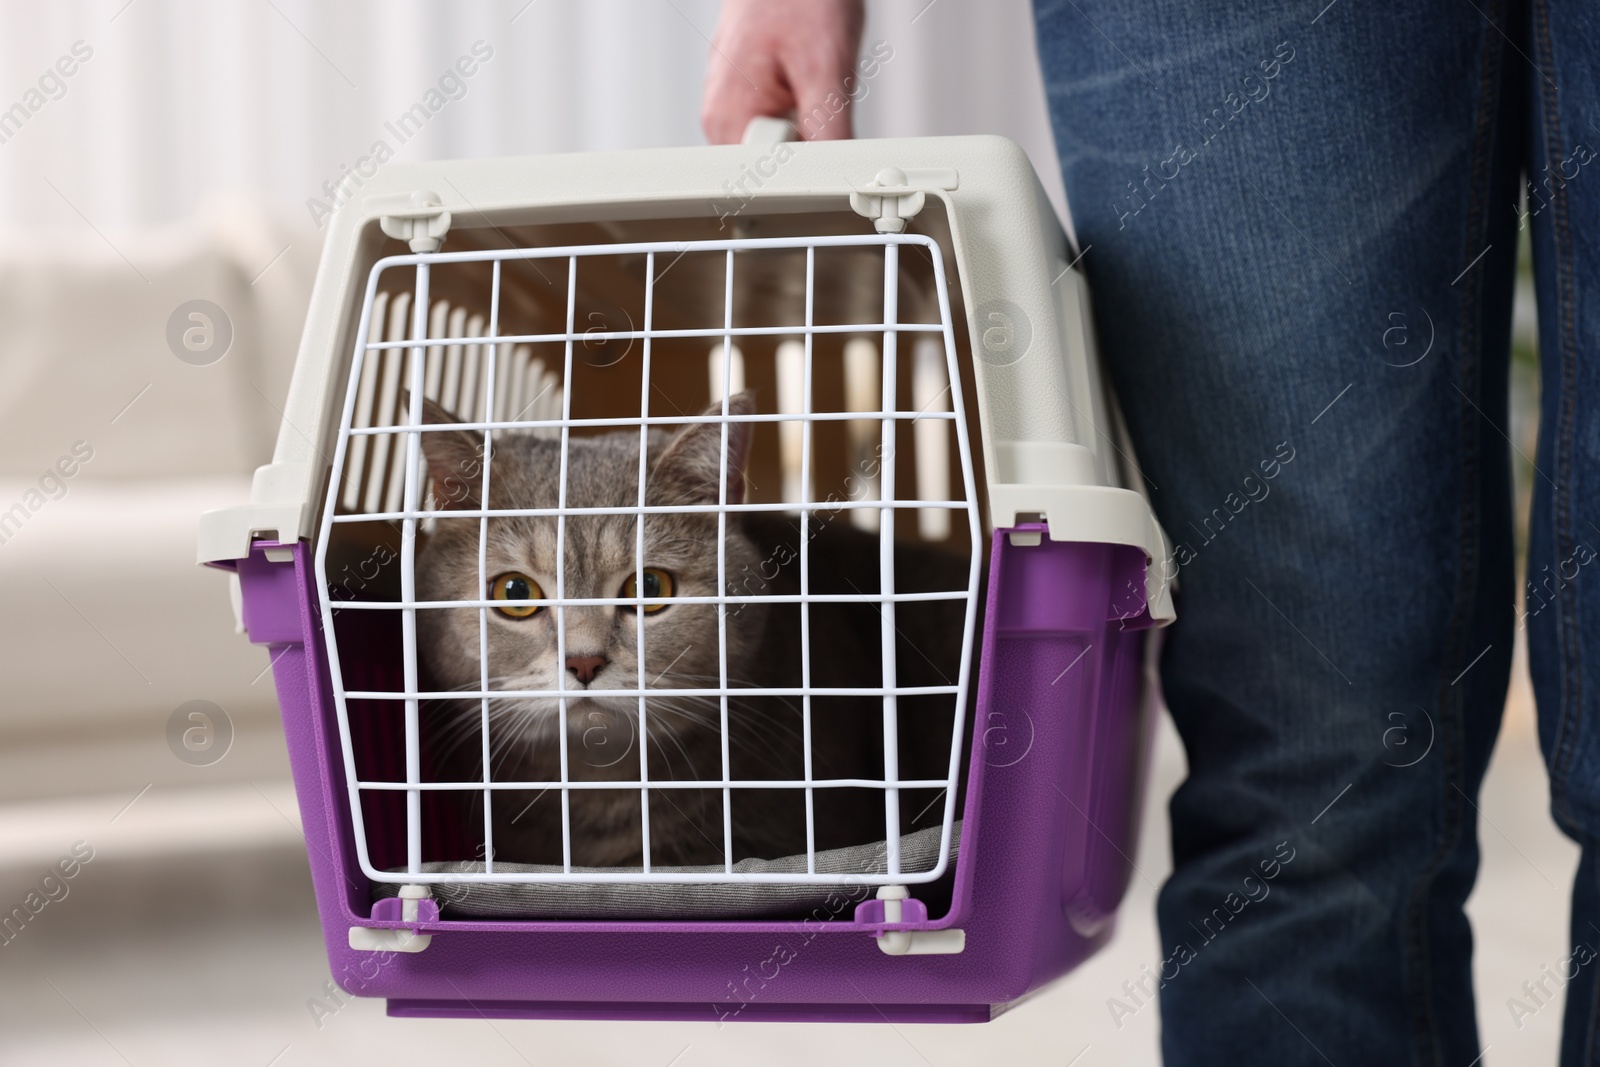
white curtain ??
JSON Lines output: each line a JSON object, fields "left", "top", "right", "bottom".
{"left": 0, "top": 0, "right": 1068, "bottom": 236}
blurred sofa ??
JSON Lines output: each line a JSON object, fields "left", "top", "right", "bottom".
{"left": 0, "top": 201, "right": 320, "bottom": 801}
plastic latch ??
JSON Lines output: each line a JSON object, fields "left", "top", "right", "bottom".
{"left": 376, "top": 191, "right": 452, "bottom": 253}
{"left": 865, "top": 885, "right": 966, "bottom": 956}
{"left": 368, "top": 888, "right": 441, "bottom": 924}
{"left": 1007, "top": 519, "right": 1048, "bottom": 548}
{"left": 348, "top": 925, "right": 432, "bottom": 953}
{"left": 852, "top": 889, "right": 929, "bottom": 926}
{"left": 848, "top": 167, "right": 955, "bottom": 234}
{"left": 400, "top": 883, "right": 432, "bottom": 923}
{"left": 349, "top": 885, "right": 435, "bottom": 953}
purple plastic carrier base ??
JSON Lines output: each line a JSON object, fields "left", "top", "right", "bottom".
{"left": 222, "top": 523, "right": 1155, "bottom": 1024}
{"left": 387, "top": 999, "right": 993, "bottom": 1024}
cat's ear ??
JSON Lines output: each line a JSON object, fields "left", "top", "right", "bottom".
{"left": 651, "top": 391, "right": 755, "bottom": 506}
{"left": 407, "top": 391, "right": 488, "bottom": 510}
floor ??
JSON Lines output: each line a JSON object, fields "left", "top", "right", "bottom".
{"left": 0, "top": 640, "right": 1579, "bottom": 1067}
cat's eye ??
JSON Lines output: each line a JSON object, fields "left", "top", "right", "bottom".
{"left": 489, "top": 572, "right": 543, "bottom": 618}
{"left": 620, "top": 568, "right": 676, "bottom": 614}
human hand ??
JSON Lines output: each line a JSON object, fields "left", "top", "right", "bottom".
{"left": 700, "top": 0, "right": 866, "bottom": 144}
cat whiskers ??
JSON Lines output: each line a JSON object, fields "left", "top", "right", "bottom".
{"left": 648, "top": 671, "right": 807, "bottom": 772}
{"left": 428, "top": 668, "right": 799, "bottom": 786}
{"left": 426, "top": 675, "right": 570, "bottom": 780}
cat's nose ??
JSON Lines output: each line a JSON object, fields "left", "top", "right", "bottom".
{"left": 565, "top": 654, "right": 608, "bottom": 686}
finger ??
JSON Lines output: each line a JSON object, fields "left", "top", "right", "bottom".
{"left": 702, "top": 54, "right": 794, "bottom": 145}
{"left": 790, "top": 72, "right": 853, "bottom": 141}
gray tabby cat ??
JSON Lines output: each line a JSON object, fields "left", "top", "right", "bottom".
{"left": 415, "top": 392, "right": 971, "bottom": 869}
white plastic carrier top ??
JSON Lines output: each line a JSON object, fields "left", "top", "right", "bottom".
{"left": 198, "top": 132, "right": 1173, "bottom": 625}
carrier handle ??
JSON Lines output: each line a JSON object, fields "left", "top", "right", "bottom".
{"left": 741, "top": 115, "right": 798, "bottom": 146}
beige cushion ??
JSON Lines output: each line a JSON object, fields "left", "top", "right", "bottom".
{"left": 0, "top": 200, "right": 316, "bottom": 480}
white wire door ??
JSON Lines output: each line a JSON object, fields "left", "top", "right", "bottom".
{"left": 315, "top": 231, "right": 982, "bottom": 888}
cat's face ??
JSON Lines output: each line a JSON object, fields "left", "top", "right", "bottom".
{"left": 414, "top": 394, "right": 762, "bottom": 782}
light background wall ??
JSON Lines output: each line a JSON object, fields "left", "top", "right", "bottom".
{"left": 0, "top": 0, "right": 1069, "bottom": 239}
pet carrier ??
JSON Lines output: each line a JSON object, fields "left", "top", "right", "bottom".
{"left": 199, "top": 126, "right": 1173, "bottom": 1024}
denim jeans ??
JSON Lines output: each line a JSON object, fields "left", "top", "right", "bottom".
{"left": 1033, "top": 0, "right": 1600, "bottom": 1062}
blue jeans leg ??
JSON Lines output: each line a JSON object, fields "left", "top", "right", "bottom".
{"left": 1523, "top": 0, "right": 1600, "bottom": 1063}
{"left": 1033, "top": 1, "right": 1525, "bottom": 1062}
